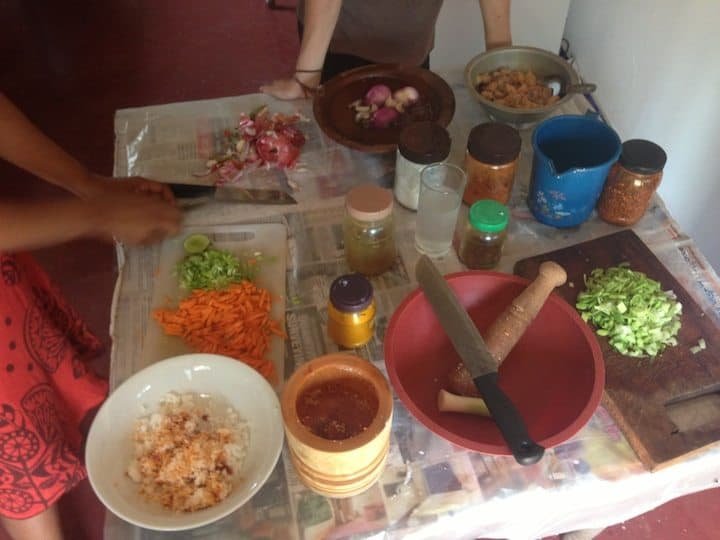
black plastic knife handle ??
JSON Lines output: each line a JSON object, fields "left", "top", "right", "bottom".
{"left": 473, "top": 372, "right": 545, "bottom": 466}
{"left": 167, "top": 183, "right": 214, "bottom": 198}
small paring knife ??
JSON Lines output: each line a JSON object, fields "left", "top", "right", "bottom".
{"left": 167, "top": 182, "right": 298, "bottom": 206}
{"left": 415, "top": 255, "right": 545, "bottom": 466}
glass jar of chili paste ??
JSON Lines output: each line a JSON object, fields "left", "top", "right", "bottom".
{"left": 327, "top": 274, "right": 376, "bottom": 349}
{"left": 463, "top": 122, "right": 521, "bottom": 206}
{"left": 598, "top": 139, "right": 667, "bottom": 226}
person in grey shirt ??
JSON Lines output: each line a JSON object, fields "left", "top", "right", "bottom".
{"left": 261, "top": 0, "right": 511, "bottom": 99}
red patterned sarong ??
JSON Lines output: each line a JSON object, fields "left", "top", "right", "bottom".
{"left": 0, "top": 253, "right": 108, "bottom": 519}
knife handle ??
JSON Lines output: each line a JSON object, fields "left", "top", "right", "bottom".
{"left": 473, "top": 373, "right": 545, "bottom": 466}
{"left": 167, "top": 183, "right": 214, "bottom": 198}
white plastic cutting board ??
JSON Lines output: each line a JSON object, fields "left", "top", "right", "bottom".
{"left": 141, "top": 223, "right": 287, "bottom": 385}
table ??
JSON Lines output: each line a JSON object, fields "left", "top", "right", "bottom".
{"left": 105, "top": 74, "right": 720, "bottom": 540}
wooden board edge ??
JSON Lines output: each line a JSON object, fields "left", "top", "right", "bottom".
{"left": 601, "top": 391, "right": 653, "bottom": 471}
{"left": 647, "top": 440, "right": 720, "bottom": 472}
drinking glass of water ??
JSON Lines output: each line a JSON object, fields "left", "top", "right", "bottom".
{"left": 415, "top": 163, "right": 467, "bottom": 257}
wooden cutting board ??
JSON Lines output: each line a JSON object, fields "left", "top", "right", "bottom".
{"left": 142, "top": 223, "right": 287, "bottom": 385}
{"left": 514, "top": 229, "right": 720, "bottom": 470}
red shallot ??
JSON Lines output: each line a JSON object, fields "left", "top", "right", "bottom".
{"left": 364, "top": 84, "right": 392, "bottom": 106}
{"left": 349, "top": 85, "right": 420, "bottom": 129}
{"left": 370, "top": 107, "right": 400, "bottom": 129}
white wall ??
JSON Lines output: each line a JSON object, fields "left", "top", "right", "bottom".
{"left": 564, "top": 0, "right": 720, "bottom": 271}
{"left": 431, "top": 0, "right": 572, "bottom": 74}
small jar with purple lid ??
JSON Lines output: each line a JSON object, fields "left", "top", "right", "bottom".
{"left": 327, "top": 274, "right": 376, "bottom": 348}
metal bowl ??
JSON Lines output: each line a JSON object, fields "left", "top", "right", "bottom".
{"left": 465, "top": 46, "right": 587, "bottom": 127}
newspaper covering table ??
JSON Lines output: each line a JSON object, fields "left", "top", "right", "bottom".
{"left": 106, "top": 74, "right": 720, "bottom": 540}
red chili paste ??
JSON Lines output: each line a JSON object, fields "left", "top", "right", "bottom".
{"left": 296, "top": 377, "right": 379, "bottom": 440}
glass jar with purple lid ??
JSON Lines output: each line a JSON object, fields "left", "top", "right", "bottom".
{"left": 327, "top": 274, "right": 376, "bottom": 348}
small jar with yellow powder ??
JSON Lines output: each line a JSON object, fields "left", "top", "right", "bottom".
{"left": 327, "top": 274, "right": 376, "bottom": 349}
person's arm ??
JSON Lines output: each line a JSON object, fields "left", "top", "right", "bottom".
{"left": 0, "top": 93, "right": 182, "bottom": 251}
{"left": 0, "top": 191, "right": 181, "bottom": 252}
{"left": 260, "top": 0, "right": 342, "bottom": 100}
{"left": 479, "top": 0, "right": 512, "bottom": 50}
{"left": 0, "top": 93, "right": 174, "bottom": 202}
{"left": 0, "top": 93, "right": 98, "bottom": 197}
{"left": 0, "top": 199, "right": 100, "bottom": 251}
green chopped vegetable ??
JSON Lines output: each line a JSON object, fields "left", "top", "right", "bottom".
{"left": 176, "top": 246, "right": 259, "bottom": 290}
{"left": 690, "top": 338, "right": 707, "bottom": 354}
{"left": 576, "top": 264, "right": 682, "bottom": 358}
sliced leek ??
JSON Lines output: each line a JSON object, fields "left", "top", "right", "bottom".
{"left": 576, "top": 264, "right": 682, "bottom": 358}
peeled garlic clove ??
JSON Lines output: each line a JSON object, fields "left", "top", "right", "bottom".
{"left": 384, "top": 96, "right": 397, "bottom": 108}
{"left": 393, "top": 86, "right": 420, "bottom": 105}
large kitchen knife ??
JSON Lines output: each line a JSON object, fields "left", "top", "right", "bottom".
{"left": 415, "top": 255, "right": 545, "bottom": 465}
{"left": 168, "top": 182, "right": 298, "bottom": 205}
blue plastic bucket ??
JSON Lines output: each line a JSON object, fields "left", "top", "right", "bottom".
{"left": 528, "top": 115, "right": 621, "bottom": 228}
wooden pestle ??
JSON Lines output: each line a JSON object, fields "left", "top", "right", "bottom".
{"left": 447, "top": 261, "right": 568, "bottom": 397}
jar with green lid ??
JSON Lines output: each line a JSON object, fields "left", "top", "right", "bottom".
{"left": 344, "top": 183, "right": 396, "bottom": 276}
{"left": 327, "top": 274, "right": 376, "bottom": 348}
{"left": 457, "top": 199, "right": 509, "bottom": 269}
{"left": 395, "top": 121, "right": 452, "bottom": 210}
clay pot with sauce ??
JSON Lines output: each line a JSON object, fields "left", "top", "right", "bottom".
{"left": 281, "top": 354, "right": 393, "bottom": 498}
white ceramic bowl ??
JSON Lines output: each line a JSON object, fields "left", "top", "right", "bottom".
{"left": 85, "top": 353, "right": 283, "bottom": 531}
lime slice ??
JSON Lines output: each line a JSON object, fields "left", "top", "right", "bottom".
{"left": 183, "top": 233, "right": 210, "bottom": 254}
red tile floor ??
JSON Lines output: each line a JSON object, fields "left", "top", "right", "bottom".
{"left": 0, "top": 1, "right": 717, "bottom": 539}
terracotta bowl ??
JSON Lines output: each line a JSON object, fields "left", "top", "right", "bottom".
{"left": 384, "top": 271, "right": 604, "bottom": 455}
{"left": 313, "top": 63, "right": 455, "bottom": 153}
{"left": 281, "top": 354, "right": 393, "bottom": 498}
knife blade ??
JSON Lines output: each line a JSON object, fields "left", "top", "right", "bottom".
{"left": 167, "top": 182, "right": 298, "bottom": 205}
{"left": 415, "top": 255, "right": 544, "bottom": 466}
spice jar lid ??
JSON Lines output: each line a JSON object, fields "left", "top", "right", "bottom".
{"left": 346, "top": 184, "right": 393, "bottom": 221}
{"left": 468, "top": 199, "right": 509, "bottom": 233}
{"left": 398, "top": 121, "right": 451, "bottom": 164}
{"left": 330, "top": 274, "right": 374, "bottom": 312}
{"left": 619, "top": 139, "right": 667, "bottom": 174}
{"left": 467, "top": 122, "right": 521, "bottom": 165}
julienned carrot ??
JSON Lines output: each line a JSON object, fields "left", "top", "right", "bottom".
{"left": 152, "top": 281, "right": 285, "bottom": 382}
